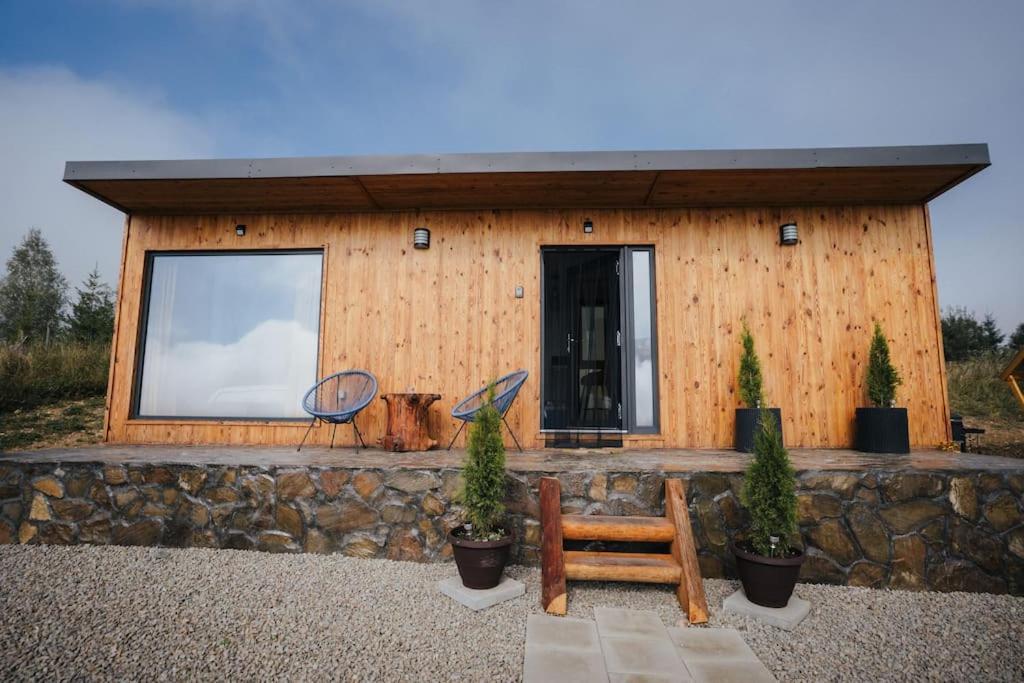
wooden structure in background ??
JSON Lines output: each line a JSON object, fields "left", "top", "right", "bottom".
{"left": 1001, "top": 349, "right": 1024, "bottom": 410}
{"left": 539, "top": 476, "right": 708, "bottom": 622}
{"left": 62, "top": 146, "right": 988, "bottom": 450}
{"left": 378, "top": 393, "right": 441, "bottom": 452}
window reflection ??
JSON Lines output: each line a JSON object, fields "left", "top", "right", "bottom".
{"left": 631, "top": 250, "right": 655, "bottom": 427}
{"left": 136, "top": 252, "right": 322, "bottom": 418}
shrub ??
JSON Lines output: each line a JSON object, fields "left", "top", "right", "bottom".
{"left": 741, "top": 407, "right": 797, "bottom": 556}
{"left": 458, "top": 383, "right": 507, "bottom": 539}
{"left": 0, "top": 342, "right": 109, "bottom": 412}
{"left": 947, "top": 353, "right": 1023, "bottom": 422}
{"left": 737, "top": 321, "right": 764, "bottom": 408}
{"left": 866, "top": 322, "right": 901, "bottom": 407}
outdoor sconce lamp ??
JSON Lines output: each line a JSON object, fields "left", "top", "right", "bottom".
{"left": 583, "top": 219, "right": 594, "bottom": 234}
{"left": 779, "top": 222, "right": 798, "bottom": 245}
{"left": 235, "top": 224, "right": 247, "bottom": 237}
{"left": 413, "top": 227, "right": 430, "bottom": 249}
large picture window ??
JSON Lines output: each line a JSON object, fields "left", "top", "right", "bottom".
{"left": 133, "top": 250, "right": 323, "bottom": 419}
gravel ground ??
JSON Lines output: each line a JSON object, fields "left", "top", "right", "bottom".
{"left": 1, "top": 545, "right": 1022, "bottom": 682}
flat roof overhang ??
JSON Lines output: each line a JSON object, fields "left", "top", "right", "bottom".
{"left": 63, "top": 144, "right": 990, "bottom": 214}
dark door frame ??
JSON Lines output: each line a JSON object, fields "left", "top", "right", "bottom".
{"left": 540, "top": 247, "right": 624, "bottom": 433}
{"left": 539, "top": 245, "right": 660, "bottom": 435}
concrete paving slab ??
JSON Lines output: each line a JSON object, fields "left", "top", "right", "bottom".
{"left": 609, "top": 674, "right": 693, "bottom": 683}
{"left": 685, "top": 658, "right": 777, "bottom": 683}
{"left": 666, "top": 627, "right": 757, "bottom": 662}
{"left": 526, "top": 613, "right": 603, "bottom": 652}
{"left": 601, "top": 636, "right": 689, "bottom": 680}
{"left": 594, "top": 607, "right": 670, "bottom": 640}
{"left": 722, "top": 589, "right": 810, "bottom": 630}
{"left": 523, "top": 643, "right": 611, "bottom": 683}
{"left": 437, "top": 575, "right": 525, "bottom": 611}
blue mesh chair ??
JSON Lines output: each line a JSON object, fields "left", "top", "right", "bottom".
{"left": 298, "top": 370, "right": 378, "bottom": 451}
{"left": 448, "top": 370, "right": 529, "bottom": 452}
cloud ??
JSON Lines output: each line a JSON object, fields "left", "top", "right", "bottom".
{"left": 4, "top": 1, "right": 1023, "bottom": 332}
{"left": 0, "top": 66, "right": 214, "bottom": 293}
{"left": 138, "top": 318, "right": 317, "bottom": 418}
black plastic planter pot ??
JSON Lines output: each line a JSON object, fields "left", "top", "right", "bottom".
{"left": 734, "top": 408, "right": 783, "bottom": 453}
{"left": 855, "top": 407, "right": 910, "bottom": 454}
{"left": 732, "top": 543, "right": 805, "bottom": 608}
{"left": 449, "top": 526, "right": 514, "bottom": 589}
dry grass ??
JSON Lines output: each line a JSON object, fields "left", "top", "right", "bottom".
{"left": 946, "top": 354, "right": 1024, "bottom": 458}
{"left": 946, "top": 354, "right": 1023, "bottom": 421}
{"left": 0, "top": 343, "right": 109, "bottom": 412}
{"left": 0, "top": 396, "right": 105, "bottom": 451}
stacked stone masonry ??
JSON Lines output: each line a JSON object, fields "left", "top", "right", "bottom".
{"left": 1, "top": 462, "right": 1022, "bottom": 594}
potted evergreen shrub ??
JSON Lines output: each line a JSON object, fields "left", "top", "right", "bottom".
{"left": 854, "top": 322, "right": 909, "bottom": 453}
{"left": 733, "top": 408, "right": 804, "bottom": 607}
{"left": 448, "top": 384, "right": 514, "bottom": 589}
{"left": 734, "top": 321, "right": 783, "bottom": 452}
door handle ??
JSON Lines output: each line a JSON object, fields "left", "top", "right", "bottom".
{"left": 567, "top": 333, "right": 574, "bottom": 353}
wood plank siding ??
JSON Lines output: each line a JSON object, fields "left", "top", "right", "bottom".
{"left": 105, "top": 204, "right": 949, "bottom": 449}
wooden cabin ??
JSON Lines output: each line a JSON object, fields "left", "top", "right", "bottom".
{"left": 64, "top": 144, "right": 989, "bottom": 450}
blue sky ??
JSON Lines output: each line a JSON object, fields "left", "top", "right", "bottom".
{"left": 1, "top": 1, "right": 1022, "bottom": 332}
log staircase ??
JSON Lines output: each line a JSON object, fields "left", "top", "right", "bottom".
{"left": 539, "top": 476, "right": 708, "bottom": 624}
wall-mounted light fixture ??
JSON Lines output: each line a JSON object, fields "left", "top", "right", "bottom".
{"left": 779, "top": 222, "right": 798, "bottom": 246}
{"left": 235, "top": 224, "right": 247, "bottom": 237}
{"left": 413, "top": 227, "right": 431, "bottom": 249}
{"left": 583, "top": 218, "right": 594, "bottom": 234}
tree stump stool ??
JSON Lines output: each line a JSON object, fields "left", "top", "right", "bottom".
{"left": 379, "top": 393, "right": 441, "bottom": 451}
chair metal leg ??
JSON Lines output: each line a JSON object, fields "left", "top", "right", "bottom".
{"left": 297, "top": 418, "right": 317, "bottom": 452}
{"left": 447, "top": 421, "right": 466, "bottom": 450}
{"left": 352, "top": 419, "right": 366, "bottom": 450}
{"left": 502, "top": 413, "right": 524, "bottom": 453}
{"left": 330, "top": 423, "right": 338, "bottom": 448}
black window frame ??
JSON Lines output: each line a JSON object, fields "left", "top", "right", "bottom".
{"left": 130, "top": 248, "right": 324, "bottom": 422}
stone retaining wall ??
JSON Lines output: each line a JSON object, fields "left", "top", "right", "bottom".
{"left": 2, "top": 461, "right": 1022, "bottom": 594}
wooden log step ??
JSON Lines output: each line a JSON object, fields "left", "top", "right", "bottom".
{"left": 665, "top": 478, "right": 709, "bottom": 624}
{"left": 564, "top": 550, "right": 682, "bottom": 584}
{"left": 540, "top": 477, "right": 567, "bottom": 615}
{"left": 561, "top": 514, "right": 676, "bottom": 542}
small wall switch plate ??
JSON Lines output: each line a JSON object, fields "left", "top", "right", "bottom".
{"left": 515, "top": 286, "right": 524, "bottom": 298}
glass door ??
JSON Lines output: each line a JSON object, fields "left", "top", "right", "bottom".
{"left": 541, "top": 246, "right": 660, "bottom": 435}
{"left": 541, "top": 249, "right": 622, "bottom": 431}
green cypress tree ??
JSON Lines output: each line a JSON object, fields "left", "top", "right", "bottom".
{"left": 459, "top": 383, "right": 507, "bottom": 539}
{"left": 68, "top": 266, "right": 115, "bottom": 343}
{"left": 866, "top": 322, "right": 901, "bottom": 407}
{"left": 737, "top": 321, "right": 764, "bottom": 408}
{"left": 741, "top": 407, "right": 797, "bottom": 556}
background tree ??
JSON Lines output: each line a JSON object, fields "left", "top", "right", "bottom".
{"left": 1010, "top": 323, "right": 1024, "bottom": 352}
{"left": 941, "top": 307, "right": 988, "bottom": 361}
{"left": 0, "top": 229, "right": 67, "bottom": 344}
{"left": 867, "top": 322, "right": 901, "bottom": 407}
{"left": 980, "top": 314, "right": 1005, "bottom": 352}
{"left": 68, "top": 266, "right": 115, "bottom": 343}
